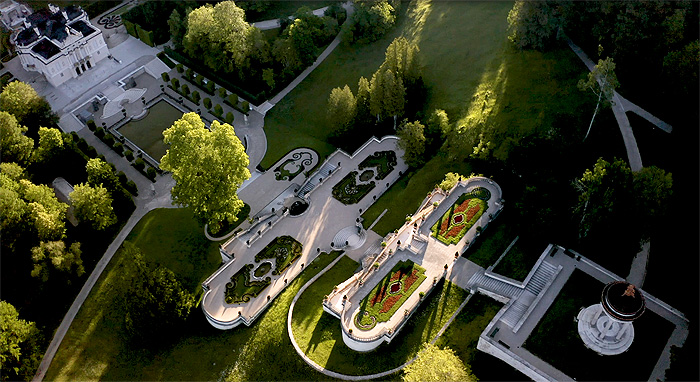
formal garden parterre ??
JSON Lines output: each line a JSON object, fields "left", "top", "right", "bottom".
{"left": 431, "top": 188, "right": 490, "bottom": 245}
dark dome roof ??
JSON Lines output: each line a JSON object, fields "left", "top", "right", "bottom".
{"left": 601, "top": 281, "right": 645, "bottom": 322}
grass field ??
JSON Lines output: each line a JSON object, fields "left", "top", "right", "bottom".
{"left": 46, "top": 228, "right": 343, "bottom": 381}
{"left": 117, "top": 100, "right": 184, "bottom": 162}
{"left": 291, "top": 256, "right": 470, "bottom": 376}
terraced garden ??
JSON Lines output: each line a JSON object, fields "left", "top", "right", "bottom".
{"left": 355, "top": 260, "right": 427, "bottom": 330}
{"left": 332, "top": 171, "right": 376, "bottom": 205}
{"left": 254, "top": 235, "right": 303, "bottom": 275}
{"left": 431, "top": 188, "right": 490, "bottom": 245}
{"left": 225, "top": 264, "right": 271, "bottom": 304}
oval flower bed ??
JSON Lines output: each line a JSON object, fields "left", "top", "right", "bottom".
{"left": 431, "top": 189, "right": 489, "bottom": 245}
{"left": 355, "top": 260, "right": 426, "bottom": 331}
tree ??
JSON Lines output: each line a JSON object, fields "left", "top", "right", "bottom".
{"left": 0, "top": 301, "right": 42, "bottom": 382}
{"left": 30, "top": 240, "right": 84, "bottom": 281}
{"left": 381, "top": 37, "right": 421, "bottom": 90}
{"left": 119, "top": 243, "right": 195, "bottom": 345}
{"left": 425, "top": 109, "right": 450, "bottom": 147}
{"left": 33, "top": 127, "right": 64, "bottom": 163}
{"left": 397, "top": 120, "right": 426, "bottom": 167}
{"left": 663, "top": 40, "right": 699, "bottom": 96}
{"left": 20, "top": 179, "right": 67, "bottom": 241}
{"left": 438, "top": 172, "right": 465, "bottom": 192}
{"left": 577, "top": 57, "right": 619, "bottom": 140}
{"left": 168, "top": 9, "right": 187, "bottom": 50}
{"left": 0, "top": 81, "right": 43, "bottom": 123}
{"left": 327, "top": 85, "right": 356, "bottom": 133}
{"left": 160, "top": 113, "right": 250, "bottom": 233}
{"left": 381, "top": 69, "right": 406, "bottom": 129}
{"left": 86, "top": 157, "right": 118, "bottom": 190}
{"left": 0, "top": 111, "right": 34, "bottom": 166}
{"left": 355, "top": 76, "right": 373, "bottom": 126}
{"left": 507, "top": 1, "right": 562, "bottom": 51}
{"left": 632, "top": 166, "right": 673, "bottom": 241}
{"left": 343, "top": 0, "right": 396, "bottom": 44}
{"left": 70, "top": 183, "right": 117, "bottom": 230}
{"left": 402, "top": 343, "right": 476, "bottom": 382}
{"left": 0, "top": 81, "right": 56, "bottom": 134}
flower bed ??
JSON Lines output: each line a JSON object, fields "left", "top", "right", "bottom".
{"left": 273, "top": 150, "right": 314, "bottom": 181}
{"left": 355, "top": 260, "right": 426, "bottom": 330}
{"left": 225, "top": 264, "right": 271, "bottom": 304}
{"left": 431, "top": 189, "right": 489, "bottom": 245}
{"left": 358, "top": 151, "right": 397, "bottom": 180}
{"left": 332, "top": 171, "right": 375, "bottom": 205}
{"left": 254, "top": 235, "right": 303, "bottom": 275}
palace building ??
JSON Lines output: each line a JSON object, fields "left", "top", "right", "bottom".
{"left": 10, "top": 3, "right": 109, "bottom": 87}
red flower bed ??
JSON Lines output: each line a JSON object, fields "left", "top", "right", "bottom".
{"left": 439, "top": 216, "right": 449, "bottom": 233}
{"left": 403, "top": 269, "right": 420, "bottom": 291}
{"left": 453, "top": 214, "right": 464, "bottom": 224}
{"left": 370, "top": 284, "right": 388, "bottom": 306}
{"left": 389, "top": 270, "right": 402, "bottom": 282}
{"left": 454, "top": 199, "right": 470, "bottom": 213}
{"left": 445, "top": 224, "right": 464, "bottom": 238}
{"left": 380, "top": 293, "right": 403, "bottom": 313}
{"left": 465, "top": 204, "right": 482, "bottom": 221}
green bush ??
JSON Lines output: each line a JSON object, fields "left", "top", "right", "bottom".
{"left": 228, "top": 93, "right": 238, "bottom": 106}
{"left": 206, "top": 80, "right": 215, "bottom": 94}
{"left": 124, "top": 150, "right": 134, "bottom": 161}
{"left": 191, "top": 90, "right": 200, "bottom": 105}
{"left": 203, "top": 98, "right": 212, "bottom": 109}
{"left": 157, "top": 52, "right": 175, "bottom": 68}
{"left": 117, "top": 171, "right": 128, "bottom": 186}
{"left": 161, "top": 72, "right": 170, "bottom": 82}
{"left": 125, "top": 180, "right": 138, "bottom": 195}
{"left": 113, "top": 141, "right": 124, "bottom": 154}
{"left": 186, "top": 68, "right": 194, "bottom": 80}
{"left": 123, "top": 19, "right": 138, "bottom": 38}
{"left": 225, "top": 111, "right": 234, "bottom": 124}
{"left": 176, "top": 63, "right": 184, "bottom": 73}
{"left": 213, "top": 104, "right": 223, "bottom": 117}
{"left": 103, "top": 134, "right": 115, "bottom": 145}
{"left": 146, "top": 166, "right": 157, "bottom": 180}
{"left": 181, "top": 84, "right": 190, "bottom": 96}
{"left": 241, "top": 101, "right": 250, "bottom": 113}
{"left": 195, "top": 74, "right": 204, "bottom": 86}
{"left": 133, "top": 158, "right": 145, "bottom": 170}
{"left": 171, "top": 77, "right": 180, "bottom": 89}
{"left": 218, "top": 87, "right": 227, "bottom": 99}
{"left": 95, "top": 127, "right": 105, "bottom": 138}
{"left": 136, "top": 24, "right": 155, "bottom": 47}
{"left": 85, "top": 145, "right": 97, "bottom": 158}
{"left": 87, "top": 120, "right": 96, "bottom": 131}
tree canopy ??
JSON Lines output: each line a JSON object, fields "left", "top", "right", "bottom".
{"left": 397, "top": 120, "right": 426, "bottom": 168}
{"left": 0, "top": 81, "right": 56, "bottom": 134}
{"left": 70, "top": 183, "right": 117, "bottom": 231}
{"left": 33, "top": 127, "right": 64, "bottom": 163}
{"left": 0, "top": 301, "right": 42, "bottom": 382}
{"left": 160, "top": 113, "right": 250, "bottom": 233}
{"left": 577, "top": 57, "right": 619, "bottom": 140}
{"left": 0, "top": 111, "right": 34, "bottom": 166}
{"left": 507, "top": 1, "right": 562, "bottom": 51}
{"left": 30, "top": 240, "right": 84, "bottom": 281}
{"left": 402, "top": 343, "right": 476, "bottom": 382}
{"left": 327, "top": 85, "right": 356, "bottom": 133}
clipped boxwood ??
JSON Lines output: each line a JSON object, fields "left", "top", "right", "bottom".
{"left": 176, "top": 63, "right": 184, "bottom": 73}
{"left": 225, "top": 111, "right": 234, "bottom": 124}
{"left": 218, "top": 87, "right": 227, "bottom": 99}
{"left": 124, "top": 150, "right": 134, "bottom": 161}
{"left": 113, "top": 141, "right": 124, "bottom": 154}
{"left": 171, "top": 77, "right": 180, "bottom": 89}
{"left": 125, "top": 180, "right": 138, "bottom": 195}
{"left": 213, "top": 104, "right": 223, "bottom": 117}
{"left": 102, "top": 134, "right": 115, "bottom": 145}
{"left": 146, "top": 166, "right": 156, "bottom": 180}
{"left": 94, "top": 126, "right": 105, "bottom": 138}
{"left": 133, "top": 158, "right": 145, "bottom": 171}
{"left": 191, "top": 90, "right": 200, "bottom": 105}
{"left": 161, "top": 72, "right": 170, "bottom": 82}
{"left": 203, "top": 98, "right": 212, "bottom": 110}
{"left": 86, "top": 120, "right": 96, "bottom": 131}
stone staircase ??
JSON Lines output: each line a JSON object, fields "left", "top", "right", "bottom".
{"left": 525, "top": 261, "right": 558, "bottom": 295}
{"left": 467, "top": 271, "right": 523, "bottom": 299}
{"left": 501, "top": 299, "right": 530, "bottom": 328}
{"left": 297, "top": 161, "right": 337, "bottom": 196}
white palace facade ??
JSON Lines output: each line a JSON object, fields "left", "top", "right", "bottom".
{"left": 10, "top": 3, "right": 109, "bottom": 87}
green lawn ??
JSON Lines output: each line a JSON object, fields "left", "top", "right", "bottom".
{"left": 46, "top": 233, "right": 343, "bottom": 381}
{"left": 291, "top": 256, "right": 469, "bottom": 376}
{"left": 492, "top": 236, "right": 548, "bottom": 281}
{"left": 525, "top": 270, "right": 675, "bottom": 381}
{"left": 117, "top": 100, "right": 184, "bottom": 163}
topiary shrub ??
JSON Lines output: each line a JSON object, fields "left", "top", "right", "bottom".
{"left": 206, "top": 80, "right": 215, "bottom": 94}
{"left": 171, "top": 77, "right": 180, "bottom": 89}
{"left": 241, "top": 101, "right": 249, "bottom": 113}
{"left": 85, "top": 145, "right": 97, "bottom": 158}
{"left": 125, "top": 180, "right": 138, "bottom": 195}
{"left": 161, "top": 72, "right": 170, "bottom": 82}
{"left": 185, "top": 68, "right": 194, "bottom": 80}
{"left": 203, "top": 97, "right": 212, "bottom": 109}
{"left": 113, "top": 141, "right": 124, "bottom": 154}
{"left": 124, "top": 150, "right": 134, "bottom": 161}
{"left": 181, "top": 84, "right": 190, "bottom": 96}
{"left": 228, "top": 93, "right": 238, "bottom": 106}
{"left": 213, "top": 104, "right": 223, "bottom": 117}
{"left": 94, "top": 127, "right": 105, "bottom": 138}
{"left": 176, "top": 63, "right": 184, "bottom": 73}
{"left": 195, "top": 74, "right": 204, "bottom": 86}
{"left": 117, "top": 171, "right": 128, "bottom": 186}
{"left": 133, "top": 158, "right": 145, "bottom": 171}
{"left": 218, "top": 87, "right": 227, "bottom": 98}
{"left": 87, "top": 120, "right": 96, "bottom": 131}
{"left": 146, "top": 166, "right": 156, "bottom": 180}
{"left": 191, "top": 90, "right": 200, "bottom": 105}
{"left": 225, "top": 111, "right": 234, "bottom": 124}
{"left": 102, "top": 134, "right": 114, "bottom": 146}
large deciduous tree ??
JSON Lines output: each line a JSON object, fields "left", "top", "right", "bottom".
{"left": 507, "top": 0, "right": 562, "bottom": 51}
{"left": 0, "top": 81, "right": 57, "bottom": 134}
{"left": 402, "top": 343, "right": 476, "bottom": 382}
{"left": 119, "top": 243, "right": 195, "bottom": 345}
{"left": 0, "top": 301, "right": 42, "bottom": 382}
{"left": 160, "top": 113, "right": 250, "bottom": 233}
{"left": 0, "top": 111, "right": 34, "bottom": 166}
{"left": 70, "top": 183, "right": 116, "bottom": 231}
{"left": 30, "top": 240, "right": 84, "bottom": 281}
{"left": 396, "top": 120, "right": 426, "bottom": 168}
{"left": 577, "top": 57, "right": 619, "bottom": 140}
{"left": 33, "top": 127, "right": 64, "bottom": 163}
{"left": 327, "top": 85, "right": 356, "bottom": 133}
